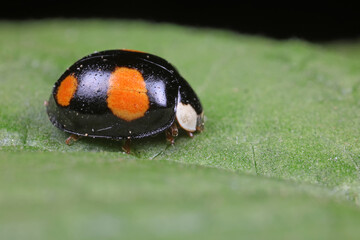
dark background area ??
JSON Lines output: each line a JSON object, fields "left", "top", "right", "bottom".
{"left": 1, "top": 1, "right": 359, "bottom": 42}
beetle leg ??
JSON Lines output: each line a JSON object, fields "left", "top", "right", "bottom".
{"left": 65, "top": 134, "right": 80, "bottom": 145}
{"left": 122, "top": 139, "right": 131, "bottom": 154}
{"left": 170, "top": 122, "right": 179, "bottom": 137}
{"left": 165, "top": 122, "right": 178, "bottom": 145}
{"left": 186, "top": 131, "right": 194, "bottom": 138}
{"left": 165, "top": 130, "right": 174, "bottom": 145}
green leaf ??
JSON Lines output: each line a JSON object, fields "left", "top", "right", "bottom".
{"left": 1, "top": 20, "right": 360, "bottom": 239}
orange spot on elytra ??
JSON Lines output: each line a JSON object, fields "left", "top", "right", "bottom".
{"left": 107, "top": 67, "right": 149, "bottom": 121}
{"left": 56, "top": 74, "right": 78, "bottom": 106}
{"left": 122, "top": 49, "right": 144, "bottom": 53}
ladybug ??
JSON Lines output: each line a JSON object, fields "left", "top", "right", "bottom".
{"left": 46, "top": 49, "right": 204, "bottom": 153}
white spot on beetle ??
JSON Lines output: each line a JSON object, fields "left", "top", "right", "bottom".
{"left": 176, "top": 102, "right": 197, "bottom": 132}
{"left": 147, "top": 81, "right": 167, "bottom": 107}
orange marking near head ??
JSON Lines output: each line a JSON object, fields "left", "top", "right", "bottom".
{"left": 56, "top": 74, "right": 78, "bottom": 106}
{"left": 107, "top": 67, "right": 149, "bottom": 121}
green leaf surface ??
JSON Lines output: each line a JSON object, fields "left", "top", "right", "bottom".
{"left": 1, "top": 20, "right": 360, "bottom": 239}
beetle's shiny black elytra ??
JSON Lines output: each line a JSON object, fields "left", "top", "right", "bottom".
{"left": 46, "top": 49, "right": 204, "bottom": 150}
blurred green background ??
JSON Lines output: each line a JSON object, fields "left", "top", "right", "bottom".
{"left": 1, "top": 20, "right": 360, "bottom": 239}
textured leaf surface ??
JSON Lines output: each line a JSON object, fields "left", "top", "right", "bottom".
{"left": 1, "top": 20, "right": 360, "bottom": 239}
